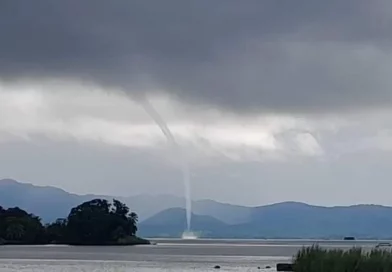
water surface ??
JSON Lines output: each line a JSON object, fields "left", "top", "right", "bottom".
{"left": 0, "top": 239, "right": 384, "bottom": 271}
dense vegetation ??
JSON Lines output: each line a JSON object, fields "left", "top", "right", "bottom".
{"left": 0, "top": 199, "right": 149, "bottom": 245}
{"left": 293, "top": 246, "right": 392, "bottom": 272}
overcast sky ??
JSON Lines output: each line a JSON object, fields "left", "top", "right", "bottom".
{"left": 1, "top": 0, "right": 392, "bottom": 206}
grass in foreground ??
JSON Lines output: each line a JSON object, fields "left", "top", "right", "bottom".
{"left": 294, "top": 245, "right": 392, "bottom": 272}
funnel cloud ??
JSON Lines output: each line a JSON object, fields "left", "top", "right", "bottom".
{"left": 139, "top": 98, "right": 192, "bottom": 231}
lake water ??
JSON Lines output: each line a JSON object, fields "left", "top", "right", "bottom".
{"left": 0, "top": 239, "right": 385, "bottom": 271}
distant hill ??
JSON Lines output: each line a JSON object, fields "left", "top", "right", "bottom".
{"left": 140, "top": 202, "right": 392, "bottom": 239}
{"left": 193, "top": 199, "right": 252, "bottom": 224}
{"left": 123, "top": 194, "right": 185, "bottom": 221}
{"left": 0, "top": 179, "right": 182, "bottom": 222}
{"left": 0, "top": 178, "right": 89, "bottom": 222}
{"left": 243, "top": 202, "right": 392, "bottom": 239}
{"left": 0, "top": 178, "right": 249, "bottom": 223}
{"left": 3, "top": 178, "right": 392, "bottom": 239}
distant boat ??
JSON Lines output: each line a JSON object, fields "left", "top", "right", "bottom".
{"left": 343, "top": 236, "right": 356, "bottom": 241}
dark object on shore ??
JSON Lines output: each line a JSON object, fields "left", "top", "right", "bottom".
{"left": 375, "top": 242, "right": 392, "bottom": 249}
{"left": 343, "top": 236, "right": 355, "bottom": 240}
{"left": 214, "top": 265, "right": 221, "bottom": 269}
{"left": 276, "top": 263, "right": 294, "bottom": 271}
{"left": 265, "top": 265, "right": 271, "bottom": 269}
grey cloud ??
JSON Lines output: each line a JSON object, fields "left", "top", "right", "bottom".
{"left": 1, "top": 0, "right": 392, "bottom": 113}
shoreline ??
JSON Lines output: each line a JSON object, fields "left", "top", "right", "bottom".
{"left": 0, "top": 236, "right": 151, "bottom": 246}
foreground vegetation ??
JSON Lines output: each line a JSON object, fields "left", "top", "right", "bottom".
{"left": 293, "top": 246, "right": 392, "bottom": 272}
{"left": 0, "top": 199, "right": 149, "bottom": 245}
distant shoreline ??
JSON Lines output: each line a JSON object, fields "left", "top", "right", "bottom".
{"left": 0, "top": 237, "right": 151, "bottom": 246}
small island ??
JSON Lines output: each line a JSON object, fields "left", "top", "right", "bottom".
{"left": 0, "top": 199, "right": 150, "bottom": 246}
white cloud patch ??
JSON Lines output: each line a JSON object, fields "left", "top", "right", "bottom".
{"left": 0, "top": 82, "right": 333, "bottom": 163}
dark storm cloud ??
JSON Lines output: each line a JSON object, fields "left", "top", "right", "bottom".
{"left": 1, "top": 0, "right": 392, "bottom": 113}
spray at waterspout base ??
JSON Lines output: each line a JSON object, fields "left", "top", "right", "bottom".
{"left": 181, "top": 230, "right": 198, "bottom": 240}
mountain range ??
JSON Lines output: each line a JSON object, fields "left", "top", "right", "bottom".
{"left": 0, "top": 178, "right": 248, "bottom": 224}
{"left": 2, "top": 178, "right": 392, "bottom": 239}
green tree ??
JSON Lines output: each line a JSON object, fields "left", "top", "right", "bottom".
{"left": 112, "top": 199, "right": 138, "bottom": 236}
{"left": 0, "top": 206, "right": 5, "bottom": 238}
{"left": 45, "top": 218, "right": 67, "bottom": 243}
{"left": 67, "top": 199, "right": 112, "bottom": 244}
{"left": 0, "top": 207, "right": 45, "bottom": 244}
{"left": 128, "top": 212, "right": 138, "bottom": 236}
{"left": 5, "top": 223, "right": 25, "bottom": 240}
{"left": 0, "top": 199, "right": 142, "bottom": 245}
{"left": 22, "top": 215, "right": 46, "bottom": 243}
{"left": 112, "top": 199, "right": 129, "bottom": 217}
{"left": 66, "top": 199, "right": 138, "bottom": 244}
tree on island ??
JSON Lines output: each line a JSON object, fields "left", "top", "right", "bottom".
{"left": 66, "top": 198, "right": 139, "bottom": 244}
{"left": 0, "top": 199, "right": 148, "bottom": 245}
{"left": 45, "top": 218, "right": 67, "bottom": 243}
{"left": 0, "top": 206, "right": 45, "bottom": 244}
